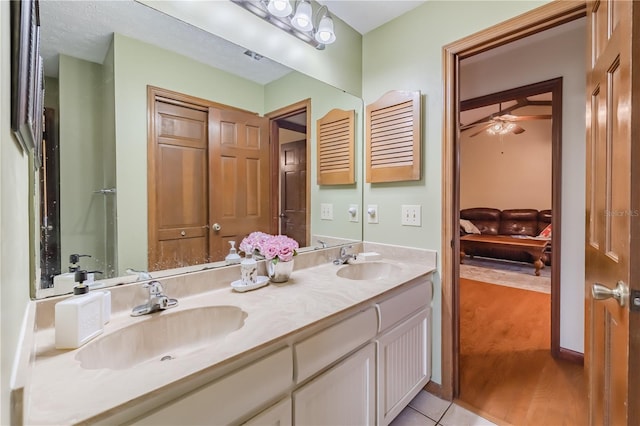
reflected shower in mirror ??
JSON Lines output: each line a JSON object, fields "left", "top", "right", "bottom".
{"left": 36, "top": 0, "right": 363, "bottom": 298}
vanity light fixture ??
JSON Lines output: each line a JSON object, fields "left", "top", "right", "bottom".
{"left": 231, "top": 0, "right": 337, "bottom": 50}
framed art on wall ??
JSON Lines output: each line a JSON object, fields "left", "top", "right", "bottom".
{"left": 10, "top": 0, "right": 42, "bottom": 154}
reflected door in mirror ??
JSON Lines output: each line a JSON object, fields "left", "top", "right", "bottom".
{"left": 148, "top": 100, "right": 210, "bottom": 271}
{"left": 280, "top": 139, "right": 307, "bottom": 247}
{"left": 209, "top": 107, "right": 270, "bottom": 260}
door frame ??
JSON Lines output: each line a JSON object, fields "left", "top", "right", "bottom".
{"left": 440, "top": 1, "right": 586, "bottom": 400}
{"left": 265, "top": 99, "right": 311, "bottom": 242}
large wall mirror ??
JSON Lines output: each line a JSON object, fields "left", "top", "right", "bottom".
{"left": 35, "top": 1, "right": 363, "bottom": 298}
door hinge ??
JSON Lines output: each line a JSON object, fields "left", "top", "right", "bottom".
{"left": 631, "top": 290, "right": 640, "bottom": 312}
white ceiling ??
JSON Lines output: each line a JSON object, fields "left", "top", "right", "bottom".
{"left": 316, "top": 0, "right": 428, "bottom": 35}
{"left": 39, "top": 0, "right": 292, "bottom": 83}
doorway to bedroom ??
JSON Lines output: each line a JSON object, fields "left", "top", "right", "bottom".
{"left": 454, "top": 19, "right": 587, "bottom": 422}
{"left": 458, "top": 86, "right": 553, "bottom": 295}
{"left": 456, "top": 79, "right": 561, "bottom": 424}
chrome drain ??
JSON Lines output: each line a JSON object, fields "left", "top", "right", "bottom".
{"left": 160, "top": 355, "right": 174, "bottom": 361}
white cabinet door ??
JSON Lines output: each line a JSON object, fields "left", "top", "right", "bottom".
{"left": 294, "top": 343, "right": 376, "bottom": 426}
{"left": 243, "top": 397, "right": 291, "bottom": 426}
{"left": 377, "top": 308, "right": 430, "bottom": 425}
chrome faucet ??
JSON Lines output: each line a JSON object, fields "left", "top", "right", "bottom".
{"left": 126, "top": 268, "right": 152, "bottom": 281}
{"left": 131, "top": 281, "right": 178, "bottom": 316}
{"left": 333, "top": 246, "right": 357, "bottom": 265}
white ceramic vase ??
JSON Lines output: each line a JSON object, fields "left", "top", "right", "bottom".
{"left": 267, "top": 259, "right": 294, "bottom": 283}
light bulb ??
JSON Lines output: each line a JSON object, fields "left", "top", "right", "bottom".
{"left": 291, "top": 0, "right": 313, "bottom": 32}
{"left": 315, "top": 15, "right": 336, "bottom": 44}
{"left": 267, "top": 0, "right": 292, "bottom": 18}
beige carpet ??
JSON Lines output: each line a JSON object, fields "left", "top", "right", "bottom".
{"left": 460, "top": 257, "right": 551, "bottom": 294}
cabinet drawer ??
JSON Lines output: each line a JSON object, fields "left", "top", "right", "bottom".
{"left": 132, "top": 347, "right": 292, "bottom": 425}
{"left": 295, "top": 307, "right": 378, "bottom": 383}
{"left": 377, "top": 278, "right": 431, "bottom": 332}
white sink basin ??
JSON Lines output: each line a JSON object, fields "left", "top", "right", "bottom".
{"left": 336, "top": 262, "right": 400, "bottom": 281}
{"left": 75, "top": 306, "right": 246, "bottom": 370}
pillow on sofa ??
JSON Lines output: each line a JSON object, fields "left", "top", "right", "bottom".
{"left": 538, "top": 223, "right": 552, "bottom": 238}
{"left": 460, "top": 219, "right": 481, "bottom": 234}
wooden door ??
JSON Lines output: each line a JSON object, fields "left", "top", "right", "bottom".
{"left": 148, "top": 101, "right": 209, "bottom": 270}
{"left": 585, "top": 1, "right": 639, "bottom": 424}
{"left": 209, "top": 108, "right": 270, "bottom": 260}
{"left": 280, "top": 139, "right": 307, "bottom": 247}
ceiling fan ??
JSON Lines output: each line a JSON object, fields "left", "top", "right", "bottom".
{"left": 460, "top": 100, "right": 552, "bottom": 137}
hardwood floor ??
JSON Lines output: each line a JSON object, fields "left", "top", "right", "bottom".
{"left": 458, "top": 278, "right": 588, "bottom": 425}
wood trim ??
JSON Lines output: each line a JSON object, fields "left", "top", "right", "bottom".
{"left": 149, "top": 86, "right": 258, "bottom": 114}
{"left": 449, "top": 1, "right": 586, "bottom": 59}
{"left": 423, "top": 381, "right": 443, "bottom": 399}
{"left": 147, "top": 86, "right": 159, "bottom": 268}
{"left": 265, "top": 99, "right": 311, "bottom": 244}
{"left": 317, "top": 108, "right": 356, "bottom": 185}
{"left": 558, "top": 347, "right": 585, "bottom": 365}
{"left": 365, "top": 90, "right": 421, "bottom": 183}
{"left": 441, "top": 1, "right": 587, "bottom": 401}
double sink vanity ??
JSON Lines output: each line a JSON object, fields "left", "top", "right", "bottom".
{"left": 23, "top": 243, "right": 435, "bottom": 425}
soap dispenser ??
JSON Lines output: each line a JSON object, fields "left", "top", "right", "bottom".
{"left": 53, "top": 254, "right": 91, "bottom": 296}
{"left": 225, "top": 241, "right": 242, "bottom": 265}
{"left": 54, "top": 270, "right": 104, "bottom": 349}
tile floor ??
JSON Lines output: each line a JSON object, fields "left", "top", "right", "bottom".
{"left": 390, "top": 391, "right": 496, "bottom": 426}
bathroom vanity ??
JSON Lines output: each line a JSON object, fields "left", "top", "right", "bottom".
{"left": 22, "top": 244, "right": 435, "bottom": 425}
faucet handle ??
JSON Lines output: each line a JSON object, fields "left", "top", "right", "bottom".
{"left": 340, "top": 245, "right": 353, "bottom": 256}
{"left": 144, "top": 281, "right": 164, "bottom": 296}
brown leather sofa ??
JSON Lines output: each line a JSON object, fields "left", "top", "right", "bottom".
{"left": 460, "top": 208, "right": 551, "bottom": 264}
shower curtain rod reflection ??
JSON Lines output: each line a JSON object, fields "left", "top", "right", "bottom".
{"left": 93, "top": 188, "right": 117, "bottom": 195}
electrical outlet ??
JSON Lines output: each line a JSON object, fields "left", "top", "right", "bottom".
{"left": 348, "top": 204, "right": 359, "bottom": 222}
{"left": 401, "top": 205, "right": 421, "bottom": 226}
{"left": 320, "top": 203, "right": 333, "bottom": 220}
{"left": 367, "top": 205, "right": 379, "bottom": 224}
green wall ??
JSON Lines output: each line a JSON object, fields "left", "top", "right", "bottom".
{"left": 58, "top": 55, "right": 108, "bottom": 275}
{"left": 361, "top": 0, "right": 551, "bottom": 385}
{"left": 112, "top": 33, "right": 266, "bottom": 274}
{"left": 139, "top": 0, "right": 363, "bottom": 97}
{"left": 0, "top": 1, "right": 32, "bottom": 423}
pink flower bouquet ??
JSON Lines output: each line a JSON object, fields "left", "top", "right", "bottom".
{"left": 240, "top": 232, "right": 299, "bottom": 263}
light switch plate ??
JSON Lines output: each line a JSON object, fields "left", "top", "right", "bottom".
{"left": 367, "top": 205, "right": 379, "bottom": 224}
{"left": 348, "top": 204, "right": 359, "bottom": 222}
{"left": 401, "top": 205, "right": 421, "bottom": 226}
{"left": 320, "top": 203, "right": 333, "bottom": 220}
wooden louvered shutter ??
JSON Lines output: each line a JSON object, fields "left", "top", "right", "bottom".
{"left": 316, "top": 108, "right": 355, "bottom": 185}
{"left": 366, "top": 90, "right": 421, "bottom": 183}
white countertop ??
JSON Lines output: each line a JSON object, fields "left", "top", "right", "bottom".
{"left": 26, "top": 246, "right": 435, "bottom": 425}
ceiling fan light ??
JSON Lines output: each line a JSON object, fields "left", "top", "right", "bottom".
{"left": 486, "top": 121, "right": 516, "bottom": 136}
{"left": 291, "top": 0, "right": 313, "bottom": 32}
{"left": 315, "top": 15, "right": 336, "bottom": 44}
{"left": 267, "top": 0, "right": 292, "bottom": 18}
